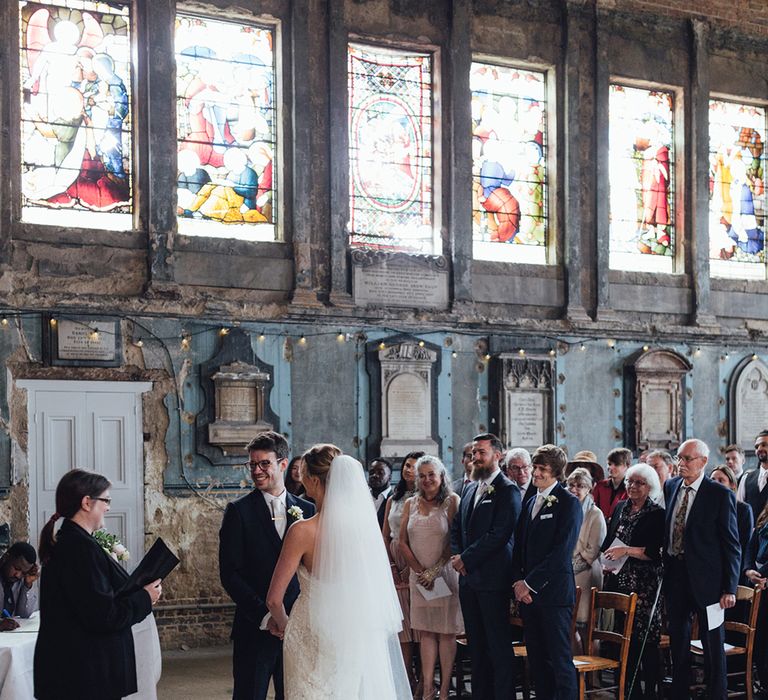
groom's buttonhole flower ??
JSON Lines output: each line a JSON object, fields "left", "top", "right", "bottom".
{"left": 486, "top": 485, "right": 495, "bottom": 496}
{"left": 287, "top": 506, "right": 304, "bottom": 520}
{"left": 93, "top": 529, "right": 130, "bottom": 562}
{"left": 544, "top": 495, "right": 558, "bottom": 508}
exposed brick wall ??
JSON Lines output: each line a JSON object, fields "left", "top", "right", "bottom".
{"left": 600, "top": 0, "right": 768, "bottom": 36}
{"left": 154, "top": 597, "right": 234, "bottom": 650}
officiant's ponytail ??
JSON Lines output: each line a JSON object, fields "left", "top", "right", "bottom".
{"left": 39, "top": 469, "right": 111, "bottom": 565}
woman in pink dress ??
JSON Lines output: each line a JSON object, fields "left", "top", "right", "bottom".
{"left": 400, "top": 456, "right": 463, "bottom": 700}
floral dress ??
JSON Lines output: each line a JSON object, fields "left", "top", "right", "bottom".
{"left": 603, "top": 499, "right": 664, "bottom": 643}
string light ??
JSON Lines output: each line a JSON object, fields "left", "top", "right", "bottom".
{"left": 337, "top": 331, "right": 346, "bottom": 343}
{"left": 451, "top": 351, "right": 457, "bottom": 358}
{"left": 518, "top": 348, "right": 526, "bottom": 356}
{"left": 694, "top": 347, "right": 701, "bottom": 357}
{"left": 219, "top": 328, "right": 229, "bottom": 337}
{"left": 642, "top": 344, "right": 650, "bottom": 352}
{"left": 378, "top": 342, "right": 386, "bottom": 351}
{"left": 90, "top": 330, "right": 100, "bottom": 341}
{"left": 483, "top": 353, "right": 491, "bottom": 361}
{"left": 753, "top": 353, "right": 759, "bottom": 361}
{"left": 607, "top": 339, "right": 616, "bottom": 349}
{"left": 549, "top": 348, "right": 556, "bottom": 356}
{"left": 180, "top": 335, "right": 190, "bottom": 351}
{"left": 135, "top": 339, "right": 144, "bottom": 348}
{"left": 49, "top": 318, "right": 57, "bottom": 327}
{"left": 298, "top": 335, "right": 307, "bottom": 345}
{"left": 579, "top": 343, "right": 586, "bottom": 352}
{"left": 418, "top": 340, "right": 425, "bottom": 348}
{"left": 258, "top": 333, "right": 265, "bottom": 342}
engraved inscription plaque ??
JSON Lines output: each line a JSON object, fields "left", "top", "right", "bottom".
{"left": 497, "top": 355, "right": 553, "bottom": 451}
{"left": 506, "top": 392, "right": 544, "bottom": 449}
{"left": 731, "top": 358, "right": 768, "bottom": 451}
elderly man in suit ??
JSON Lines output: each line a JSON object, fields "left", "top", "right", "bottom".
{"left": 219, "top": 431, "right": 315, "bottom": 700}
{"left": 451, "top": 442, "right": 474, "bottom": 497}
{"left": 664, "top": 438, "right": 740, "bottom": 700}
{"left": 512, "top": 444, "right": 582, "bottom": 699}
{"left": 450, "top": 432, "right": 521, "bottom": 700}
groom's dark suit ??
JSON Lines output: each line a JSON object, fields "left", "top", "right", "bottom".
{"left": 450, "top": 472, "right": 520, "bottom": 699}
{"left": 219, "top": 490, "right": 314, "bottom": 700}
{"left": 512, "top": 482, "right": 582, "bottom": 699}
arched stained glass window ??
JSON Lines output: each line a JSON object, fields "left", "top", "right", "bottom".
{"left": 175, "top": 15, "right": 277, "bottom": 241}
{"left": 609, "top": 84, "right": 676, "bottom": 273}
{"left": 709, "top": 99, "right": 766, "bottom": 280}
{"left": 20, "top": 0, "right": 132, "bottom": 230}
{"left": 347, "top": 43, "right": 436, "bottom": 254}
{"left": 471, "top": 62, "right": 548, "bottom": 264}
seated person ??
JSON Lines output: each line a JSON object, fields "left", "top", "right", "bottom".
{"left": 0, "top": 542, "right": 39, "bottom": 629}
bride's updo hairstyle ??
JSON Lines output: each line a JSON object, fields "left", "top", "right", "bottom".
{"left": 302, "top": 443, "right": 342, "bottom": 486}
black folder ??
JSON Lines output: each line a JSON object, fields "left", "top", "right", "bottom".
{"left": 118, "top": 537, "right": 179, "bottom": 596}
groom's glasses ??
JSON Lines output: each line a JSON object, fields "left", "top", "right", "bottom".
{"left": 247, "top": 460, "right": 275, "bottom": 472}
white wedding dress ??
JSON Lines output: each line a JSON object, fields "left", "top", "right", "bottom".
{"left": 282, "top": 456, "right": 411, "bottom": 699}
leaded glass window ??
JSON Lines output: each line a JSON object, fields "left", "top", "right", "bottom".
{"left": 471, "top": 62, "right": 548, "bottom": 264}
{"left": 176, "top": 15, "right": 277, "bottom": 241}
{"left": 347, "top": 43, "right": 436, "bottom": 254}
{"left": 609, "top": 84, "right": 676, "bottom": 273}
{"left": 709, "top": 99, "right": 767, "bottom": 280}
{"left": 20, "top": 0, "right": 132, "bottom": 230}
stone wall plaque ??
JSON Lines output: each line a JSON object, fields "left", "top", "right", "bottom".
{"left": 626, "top": 348, "right": 691, "bottom": 451}
{"left": 352, "top": 250, "right": 449, "bottom": 309}
{"left": 379, "top": 342, "right": 439, "bottom": 457}
{"left": 44, "top": 315, "right": 121, "bottom": 367}
{"left": 731, "top": 358, "right": 768, "bottom": 452}
{"left": 497, "top": 356, "right": 553, "bottom": 451}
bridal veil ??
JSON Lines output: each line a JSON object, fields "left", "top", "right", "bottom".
{"left": 310, "top": 454, "right": 411, "bottom": 699}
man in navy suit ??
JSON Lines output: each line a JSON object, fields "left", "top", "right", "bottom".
{"left": 512, "top": 443, "right": 582, "bottom": 700}
{"left": 663, "top": 438, "right": 740, "bottom": 700}
{"left": 219, "top": 431, "right": 315, "bottom": 700}
{"left": 450, "top": 432, "right": 521, "bottom": 699}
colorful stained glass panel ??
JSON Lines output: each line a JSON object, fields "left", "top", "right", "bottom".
{"left": 176, "top": 16, "right": 276, "bottom": 241}
{"left": 348, "top": 43, "right": 435, "bottom": 254}
{"left": 609, "top": 84, "right": 675, "bottom": 272}
{"left": 471, "top": 62, "right": 548, "bottom": 264}
{"left": 20, "top": 0, "right": 133, "bottom": 229}
{"left": 709, "top": 99, "right": 766, "bottom": 280}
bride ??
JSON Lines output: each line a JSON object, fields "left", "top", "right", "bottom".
{"left": 266, "top": 444, "right": 411, "bottom": 699}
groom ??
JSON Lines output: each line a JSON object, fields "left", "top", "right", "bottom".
{"left": 450, "top": 432, "right": 521, "bottom": 699}
{"left": 219, "top": 431, "right": 315, "bottom": 700}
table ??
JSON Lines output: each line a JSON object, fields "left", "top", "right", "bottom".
{"left": 0, "top": 612, "right": 161, "bottom": 700}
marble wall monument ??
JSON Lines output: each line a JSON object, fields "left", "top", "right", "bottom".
{"left": 378, "top": 342, "right": 439, "bottom": 458}
{"left": 730, "top": 357, "right": 768, "bottom": 452}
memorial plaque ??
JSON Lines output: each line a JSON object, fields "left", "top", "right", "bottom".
{"left": 506, "top": 392, "right": 544, "bottom": 450}
{"left": 352, "top": 250, "right": 449, "bottom": 309}
{"left": 732, "top": 359, "right": 768, "bottom": 451}
{"left": 44, "top": 316, "right": 121, "bottom": 367}
{"left": 379, "top": 342, "right": 439, "bottom": 457}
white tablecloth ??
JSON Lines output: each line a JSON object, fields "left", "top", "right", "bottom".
{"left": 0, "top": 612, "right": 161, "bottom": 700}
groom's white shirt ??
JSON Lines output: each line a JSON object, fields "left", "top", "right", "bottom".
{"left": 473, "top": 468, "right": 501, "bottom": 506}
{"left": 260, "top": 489, "right": 287, "bottom": 630}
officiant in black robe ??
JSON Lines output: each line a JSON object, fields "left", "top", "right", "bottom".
{"left": 219, "top": 431, "right": 315, "bottom": 700}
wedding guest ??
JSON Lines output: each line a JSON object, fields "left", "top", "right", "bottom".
{"left": 0, "top": 542, "right": 39, "bottom": 629}
{"left": 602, "top": 464, "right": 665, "bottom": 699}
{"left": 450, "top": 433, "right": 520, "bottom": 699}
{"left": 382, "top": 450, "right": 423, "bottom": 694}
{"left": 450, "top": 442, "right": 473, "bottom": 498}
{"left": 744, "top": 499, "right": 768, "bottom": 688}
{"left": 284, "top": 456, "right": 307, "bottom": 498}
{"left": 512, "top": 444, "right": 582, "bottom": 699}
{"left": 593, "top": 447, "right": 632, "bottom": 519}
{"left": 507, "top": 447, "right": 535, "bottom": 505}
{"left": 34, "top": 469, "right": 161, "bottom": 700}
{"left": 724, "top": 444, "right": 746, "bottom": 481}
{"left": 711, "top": 465, "right": 753, "bottom": 577}
{"left": 566, "top": 467, "right": 606, "bottom": 650}
{"left": 368, "top": 458, "right": 393, "bottom": 528}
{"left": 646, "top": 450, "right": 675, "bottom": 504}
{"left": 401, "top": 456, "right": 462, "bottom": 700}
{"left": 737, "top": 430, "right": 768, "bottom": 519}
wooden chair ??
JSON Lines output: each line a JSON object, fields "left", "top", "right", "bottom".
{"left": 688, "top": 584, "right": 762, "bottom": 699}
{"left": 573, "top": 587, "right": 638, "bottom": 700}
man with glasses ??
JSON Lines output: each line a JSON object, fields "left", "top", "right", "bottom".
{"left": 506, "top": 447, "right": 536, "bottom": 506}
{"left": 663, "top": 438, "right": 740, "bottom": 700}
{"left": 736, "top": 430, "right": 768, "bottom": 519}
{"left": 219, "top": 431, "right": 315, "bottom": 700}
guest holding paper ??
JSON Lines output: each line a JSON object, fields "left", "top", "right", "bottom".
{"left": 601, "top": 463, "right": 665, "bottom": 699}
{"left": 34, "top": 469, "right": 161, "bottom": 700}
{"left": 400, "top": 455, "right": 462, "bottom": 700}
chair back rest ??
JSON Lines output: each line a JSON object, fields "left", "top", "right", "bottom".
{"left": 585, "top": 587, "right": 638, "bottom": 655}
{"left": 570, "top": 586, "right": 582, "bottom": 641}
{"left": 724, "top": 584, "right": 762, "bottom": 641}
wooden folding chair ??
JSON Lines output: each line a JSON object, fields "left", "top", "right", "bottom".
{"left": 573, "top": 587, "right": 638, "bottom": 700}
{"left": 689, "top": 584, "right": 762, "bottom": 699}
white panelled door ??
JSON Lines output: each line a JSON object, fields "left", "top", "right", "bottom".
{"left": 20, "top": 380, "right": 151, "bottom": 563}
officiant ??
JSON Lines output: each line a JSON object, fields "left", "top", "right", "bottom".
{"left": 33, "top": 469, "right": 162, "bottom": 700}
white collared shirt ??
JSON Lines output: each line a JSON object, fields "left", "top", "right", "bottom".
{"left": 372, "top": 485, "right": 392, "bottom": 513}
{"left": 737, "top": 464, "right": 768, "bottom": 501}
{"left": 262, "top": 489, "right": 288, "bottom": 539}
{"left": 531, "top": 481, "right": 558, "bottom": 519}
{"left": 667, "top": 471, "right": 705, "bottom": 553}
{"left": 474, "top": 468, "right": 501, "bottom": 506}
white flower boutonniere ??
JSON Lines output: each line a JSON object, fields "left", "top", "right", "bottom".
{"left": 543, "top": 494, "right": 558, "bottom": 509}
{"left": 486, "top": 485, "right": 495, "bottom": 497}
{"left": 287, "top": 505, "right": 304, "bottom": 520}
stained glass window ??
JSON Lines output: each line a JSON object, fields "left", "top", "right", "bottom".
{"left": 471, "top": 62, "right": 548, "bottom": 264}
{"left": 348, "top": 43, "right": 435, "bottom": 254}
{"left": 176, "top": 16, "right": 276, "bottom": 241}
{"left": 709, "top": 99, "right": 767, "bottom": 280}
{"left": 20, "top": 0, "right": 132, "bottom": 230}
{"left": 609, "top": 84, "right": 676, "bottom": 272}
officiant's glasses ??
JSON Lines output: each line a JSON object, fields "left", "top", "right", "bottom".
{"left": 90, "top": 496, "right": 112, "bottom": 504}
